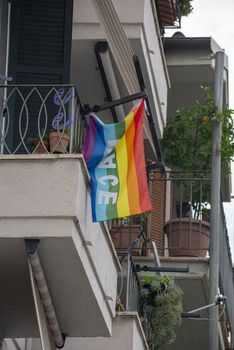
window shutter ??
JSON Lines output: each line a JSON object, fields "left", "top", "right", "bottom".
{"left": 8, "top": 0, "right": 73, "bottom": 84}
{"left": 6, "top": 0, "right": 73, "bottom": 152}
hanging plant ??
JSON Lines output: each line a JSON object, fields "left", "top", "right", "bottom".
{"left": 140, "top": 275, "right": 183, "bottom": 350}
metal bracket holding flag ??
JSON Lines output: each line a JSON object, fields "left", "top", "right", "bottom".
{"left": 81, "top": 55, "right": 165, "bottom": 173}
{"left": 81, "top": 55, "right": 165, "bottom": 222}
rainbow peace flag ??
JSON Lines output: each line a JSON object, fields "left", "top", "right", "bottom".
{"left": 82, "top": 98, "right": 152, "bottom": 222}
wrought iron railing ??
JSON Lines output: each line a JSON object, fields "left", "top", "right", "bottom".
{"left": 150, "top": 170, "right": 211, "bottom": 257}
{"left": 117, "top": 254, "right": 153, "bottom": 345}
{"left": 0, "top": 84, "right": 85, "bottom": 154}
{"left": 117, "top": 254, "right": 141, "bottom": 312}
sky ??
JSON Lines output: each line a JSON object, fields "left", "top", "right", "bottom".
{"left": 165, "top": 0, "right": 234, "bottom": 256}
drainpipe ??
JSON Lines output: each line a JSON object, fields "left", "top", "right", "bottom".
{"left": 208, "top": 50, "right": 224, "bottom": 350}
{"left": 25, "top": 239, "right": 64, "bottom": 349}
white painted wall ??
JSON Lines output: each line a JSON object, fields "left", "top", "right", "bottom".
{"left": 71, "top": 0, "right": 169, "bottom": 137}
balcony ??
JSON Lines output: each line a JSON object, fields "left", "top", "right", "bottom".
{"left": 136, "top": 171, "right": 233, "bottom": 349}
{"left": 156, "top": 0, "right": 181, "bottom": 28}
{"left": 0, "top": 84, "right": 85, "bottom": 155}
{"left": 0, "top": 85, "right": 120, "bottom": 340}
{"left": 53, "top": 255, "right": 149, "bottom": 350}
{"left": 106, "top": 170, "right": 234, "bottom": 348}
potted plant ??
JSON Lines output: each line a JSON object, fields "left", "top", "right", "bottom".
{"left": 140, "top": 275, "right": 183, "bottom": 350}
{"left": 27, "top": 130, "right": 49, "bottom": 154}
{"left": 110, "top": 215, "right": 145, "bottom": 256}
{"left": 49, "top": 127, "right": 70, "bottom": 154}
{"left": 161, "top": 87, "right": 234, "bottom": 256}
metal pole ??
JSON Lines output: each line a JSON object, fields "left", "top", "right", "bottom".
{"left": 208, "top": 50, "right": 225, "bottom": 350}
{"left": 125, "top": 254, "right": 130, "bottom": 311}
{"left": 146, "top": 173, "right": 153, "bottom": 255}
{"left": 133, "top": 55, "right": 164, "bottom": 169}
{"left": 1, "top": 1, "right": 12, "bottom": 155}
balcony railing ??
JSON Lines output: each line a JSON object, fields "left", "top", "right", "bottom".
{"left": 156, "top": 0, "right": 182, "bottom": 29}
{"left": 108, "top": 171, "right": 212, "bottom": 258}
{"left": 0, "top": 84, "right": 85, "bottom": 155}
{"left": 150, "top": 170, "right": 211, "bottom": 257}
{"left": 113, "top": 170, "right": 234, "bottom": 345}
{"left": 117, "top": 254, "right": 141, "bottom": 312}
{"left": 117, "top": 254, "right": 153, "bottom": 345}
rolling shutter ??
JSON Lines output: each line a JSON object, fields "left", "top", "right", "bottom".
{"left": 151, "top": 172, "right": 166, "bottom": 256}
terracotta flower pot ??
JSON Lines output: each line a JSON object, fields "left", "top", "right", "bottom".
{"left": 49, "top": 130, "right": 70, "bottom": 153}
{"left": 110, "top": 225, "right": 142, "bottom": 256}
{"left": 33, "top": 139, "right": 49, "bottom": 154}
{"left": 164, "top": 218, "right": 210, "bottom": 257}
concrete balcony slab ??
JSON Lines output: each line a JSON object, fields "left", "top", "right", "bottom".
{"left": 0, "top": 155, "right": 120, "bottom": 339}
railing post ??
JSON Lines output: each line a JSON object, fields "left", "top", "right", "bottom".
{"left": 146, "top": 172, "right": 153, "bottom": 255}
{"left": 69, "top": 86, "right": 75, "bottom": 154}
{"left": 125, "top": 253, "right": 131, "bottom": 311}
{"left": 209, "top": 50, "right": 225, "bottom": 350}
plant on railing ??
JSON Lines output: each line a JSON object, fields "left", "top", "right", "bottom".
{"left": 140, "top": 275, "right": 183, "bottom": 350}
{"left": 161, "top": 86, "right": 234, "bottom": 218}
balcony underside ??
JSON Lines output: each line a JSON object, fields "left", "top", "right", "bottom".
{"left": 0, "top": 236, "right": 111, "bottom": 338}
{"left": 0, "top": 155, "right": 119, "bottom": 339}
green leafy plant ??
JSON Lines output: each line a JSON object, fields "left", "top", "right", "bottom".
{"left": 140, "top": 275, "right": 183, "bottom": 350}
{"left": 27, "top": 129, "right": 49, "bottom": 147}
{"left": 161, "top": 86, "right": 234, "bottom": 218}
{"left": 179, "top": 0, "right": 193, "bottom": 16}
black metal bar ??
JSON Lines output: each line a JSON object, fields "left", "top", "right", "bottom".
{"left": 94, "top": 42, "right": 118, "bottom": 123}
{"left": 119, "top": 229, "right": 146, "bottom": 265}
{"left": 133, "top": 55, "right": 165, "bottom": 172}
{"left": 147, "top": 161, "right": 164, "bottom": 171}
{"left": 83, "top": 91, "right": 147, "bottom": 114}
{"left": 181, "top": 312, "right": 201, "bottom": 318}
{"left": 134, "top": 264, "right": 189, "bottom": 273}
